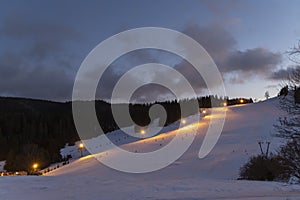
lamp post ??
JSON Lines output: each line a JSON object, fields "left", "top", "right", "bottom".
{"left": 32, "top": 163, "right": 38, "bottom": 172}
{"left": 79, "top": 143, "right": 84, "bottom": 157}
{"left": 140, "top": 129, "right": 146, "bottom": 135}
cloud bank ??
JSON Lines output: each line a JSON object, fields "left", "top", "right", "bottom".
{"left": 0, "top": 16, "right": 283, "bottom": 101}
{"left": 0, "top": 14, "right": 79, "bottom": 100}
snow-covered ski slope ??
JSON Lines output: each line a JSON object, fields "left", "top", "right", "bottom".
{"left": 1, "top": 97, "right": 300, "bottom": 200}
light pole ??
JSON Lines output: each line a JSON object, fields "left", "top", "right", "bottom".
{"left": 32, "top": 163, "right": 38, "bottom": 172}
{"left": 201, "top": 109, "right": 207, "bottom": 117}
{"left": 79, "top": 143, "right": 84, "bottom": 157}
{"left": 140, "top": 129, "right": 146, "bottom": 136}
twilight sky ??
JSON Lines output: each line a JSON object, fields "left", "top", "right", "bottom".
{"left": 0, "top": 0, "right": 300, "bottom": 102}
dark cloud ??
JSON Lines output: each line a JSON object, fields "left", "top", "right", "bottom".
{"left": 0, "top": 14, "right": 80, "bottom": 101}
{"left": 269, "top": 66, "right": 299, "bottom": 80}
{"left": 182, "top": 23, "right": 236, "bottom": 63}
{"left": 173, "top": 60, "right": 208, "bottom": 94}
{"left": 225, "top": 48, "right": 281, "bottom": 73}
{"left": 131, "top": 84, "right": 176, "bottom": 103}
{"left": 0, "top": 51, "right": 74, "bottom": 101}
{"left": 96, "top": 50, "right": 181, "bottom": 102}
{"left": 0, "top": 14, "right": 283, "bottom": 101}
{"left": 95, "top": 24, "right": 283, "bottom": 102}
{"left": 182, "top": 24, "right": 282, "bottom": 84}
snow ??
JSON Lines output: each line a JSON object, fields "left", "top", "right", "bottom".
{"left": 1, "top": 175, "right": 300, "bottom": 200}
{"left": 1, "top": 97, "right": 300, "bottom": 199}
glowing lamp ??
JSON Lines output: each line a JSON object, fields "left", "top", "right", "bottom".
{"left": 33, "top": 163, "right": 38, "bottom": 170}
{"left": 79, "top": 143, "right": 84, "bottom": 149}
{"left": 78, "top": 143, "right": 85, "bottom": 157}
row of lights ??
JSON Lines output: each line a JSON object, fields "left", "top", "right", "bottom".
{"left": 135, "top": 99, "right": 247, "bottom": 137}
{"left": 29, "top": 143, "right": 85, "bottom": 173}
{"left": 74, "top": 100, "right": 244, "bottom": 152}
{"left": 29, "top": 99, "right": 243, "bottom": 173}
{"left": 220, "top": 99, "right": 245, "bottom": 107}
{"left": 70, "top": 100, "right": 245, "bottom": 161}
{"left": 31, "top": 99, "right": 246, "bottom": 171}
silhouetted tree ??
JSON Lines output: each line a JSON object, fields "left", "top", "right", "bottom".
{"left": 265, "top": 91, "right": 270, "bottom": 99}
{"left": 275, "top": 44, "right": 300, "bottom": 180}
{"left": 278, "top": 140, "right": 300, "bottom": 179}
{"left": 278, "top": 85, "right": 288, "bottom": 96}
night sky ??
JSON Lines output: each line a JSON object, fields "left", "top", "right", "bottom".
{"left": 0, "top": 0, "right": 299, "bottom": 102}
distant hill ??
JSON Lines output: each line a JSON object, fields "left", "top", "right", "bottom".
{"left": 0, "top": 96, "right": 253, "bottom": 172}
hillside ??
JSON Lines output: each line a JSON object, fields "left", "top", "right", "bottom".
{"left": 50, "top": 98, "right": 283, "bottom": 178}
{"left": 0, "top": 96, "right": 249, "bottom": 170}
{"left": 1, "top": 97, "right": 300, "bottom": 199}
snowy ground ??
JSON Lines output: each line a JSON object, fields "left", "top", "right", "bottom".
{"left": 1, "top": 98, "right": 300, "bottom": 200}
